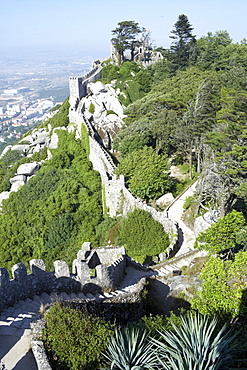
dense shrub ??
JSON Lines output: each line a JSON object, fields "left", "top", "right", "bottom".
{"left": 0, "top": 131, "right": 103, "bottom": 271}
{"left": 120, "top": 209, "right": 170, "bottom": 264}
{"left": 44, "top": 303, "right": 113, "bottom": 370}
{"left": 115, "top": 146, "right": 171, "bottom": 200}
{"left": 191, "top": 251, "right": 247, "bottom": 319}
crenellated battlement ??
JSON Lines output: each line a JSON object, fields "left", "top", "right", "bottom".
{"left": 0, "top": 243, "right": 126, "bottom": 312}
{"left": 68, "top": 61, "right": 179, "bottom": 262}
{"left": 69, "top": 62, "right": 103, "bottom": 112}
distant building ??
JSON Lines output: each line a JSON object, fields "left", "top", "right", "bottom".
{"left": 2, "top": 87, "right": 30, "bottom": 96}
{"left": 111, "top": 29, "right": 163, "bottom": 66}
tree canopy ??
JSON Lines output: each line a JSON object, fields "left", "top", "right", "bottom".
{"left": 169, "top": 14, "right": 197, "bottom": 70}
{"left": 111, "top": 21, "right": 141, "bottom": 64}
{"left": 196, "top": 210, "right": 246, "bottom": 255}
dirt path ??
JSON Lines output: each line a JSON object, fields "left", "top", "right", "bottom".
{"left": 167, "top": 181, "right": 197, "bottom": 255}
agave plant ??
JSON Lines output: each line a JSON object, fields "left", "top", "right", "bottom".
{"left": 153, "top": 313, "right": 236, "bottom": 370}
{"left": 102, "top": 326, "right": 158, "bottom": 369}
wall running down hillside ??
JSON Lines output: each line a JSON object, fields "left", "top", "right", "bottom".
{"left": 69, "top": 62, "right": 179, "bottom": 260}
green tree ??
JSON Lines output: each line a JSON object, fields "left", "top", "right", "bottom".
{"left": 44, "top": 303, "right": 113, "bottom": 370}
{"left": 191, "top": 252, "right": 247, "bottom": 319}
{"left": 169, "top": 14, "right": 196, "bottom": 70}
{"left": 196, "top": 210, "right": 246, "bottom": 255}
{"left": 116, "top": 146, "right": 171, "bottom": 200}
{"left": 120, "top": 209, "right": 170, "bottom": 264}
{"left": 111, "top": 21, "right": 141, "bottom": 64}
{"left": 176, "top": 79, "right": 216, "bottom": 178}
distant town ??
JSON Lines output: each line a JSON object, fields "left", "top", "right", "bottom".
{"left": 0, "top": 88, "right": 58, "bottom": 143}
{"left": 0, "top": 49, "right": 101, "bottom": 153}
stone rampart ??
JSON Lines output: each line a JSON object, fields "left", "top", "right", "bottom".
{"left": 0, "top": 243, "right": 126, "bottom": 312}
{"left": 69, "top": 64, "right": 179, "bottom": 261}
{"left": 69, "top": 63, "right": 102, "bottom": 112}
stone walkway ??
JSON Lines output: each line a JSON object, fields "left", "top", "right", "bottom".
{"left": 167, "top": 181, "right": 197, "bottom": 255}
{"left": 0, "top": 182, "right": 198, "bottom": 369}
{"left": 0, "top": 268, "right": 153, "bottom": 370}
{"left": 155, "top": 181, "right": 203, "bottom": 276}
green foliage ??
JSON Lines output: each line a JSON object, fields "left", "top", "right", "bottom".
{"left": 101, "top": 61, "right": 152, "bottom": 107}
{"left": 101, "top": 64, "right": 120, "bottom": 83}
{"left": 32, "top": 147, "right": 48, "bottom": 162}
{"left": 42, "top": 98, "right": 69, "bottom": 129}
{"left": 81, "top": 122, "right": 90, "bottom": 157}
{"left": 44, "top": 303, "right": 113, "bottom": 370}
{"left": 102, "top": 326, "right": 157, "bottom": 369}
{"left": 0, "top": 131, "right": 103, "bottom": 271}
{"left": 88, "top": 102, "right": 95, "bottom": 114}
{"left": 113, "top": 117, "right": 154, "bottom": 156}
{"left": 119, "top": 61, "right": 140, "bottom": 78}
{"left": 153, "top": 313, "right": 236, "bottom": 370}
{"left": 196, "top": 210, "right": 246, "bottom": 254}
{"left": 183, "top": 195, "right": 195, "bottom": 210}
{"left": 141, "top": 312, "right": 185, "bottom": 337}
{"left": 106, "top": 109, "right": 117, "bottom": 116}
{"left": 0, "top": 150, "right": 30, "bottom": 192}
{"left": 50, "top": 104, "right": 62, "bottom": 112}
{"left": 120, "top": 209, "right": 170, "bottom": 264}
{"left": 116, "top": 146, "right": 171, "bottom": 200}
{"left": 169, "top": 14, "right": 197, "bottom": 71}
{"left": 191, "top": 252, "right": 247, "bottom": 319}
{"left": 111, "top": 21, "right": 141, "bottom": 64}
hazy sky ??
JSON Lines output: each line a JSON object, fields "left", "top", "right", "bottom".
{"left": 1, "top": 0, "right": 247, "bottom": 58}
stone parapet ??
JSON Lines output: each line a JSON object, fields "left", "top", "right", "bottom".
{"left": 0, "top": 244, "right": 127, "bottom": 312}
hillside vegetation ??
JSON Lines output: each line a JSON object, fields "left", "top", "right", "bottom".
{"left": 1, "top": 15, "right": 247, "bottom": 369}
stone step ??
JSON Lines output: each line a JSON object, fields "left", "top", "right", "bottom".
{"left": 77, "top": 292, "right": 87, "bottom": 300}
{"left": 32, "top": 295, "right": 44, "bottom": 304}
{"left": 95, "top": 293, "right": 105, "bottom": 301}
{"left": 57, "top": 292, "right": 69, "bottom": 301}
{"left": 85, "top": 292, "right": 94, "bottom": 299}
{"left": 103, "top": 292, "right": 113, "bottom": 298}
{"left": 39, "top": 291, "right": 52, "bottom": 304}
{"left": 68, "top": 292, "right": 78, "bottom": 300}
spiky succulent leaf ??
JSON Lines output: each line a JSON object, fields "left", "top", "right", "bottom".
{"left": 153, "top": 313, "right": 236, "bottom": 370}
{"left": 103, "top": 326, "right": 158, "bottom": 369}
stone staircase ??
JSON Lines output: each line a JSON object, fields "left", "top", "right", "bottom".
{"left": 0, "top": 273, "right": 147, "bottom": 370}
{"left": 154, "top": 249, "right": 208, "bottom": 277}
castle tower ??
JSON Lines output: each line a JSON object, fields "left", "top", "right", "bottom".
{"left": 69, "top": 77, "right": 83, "bottom": 111}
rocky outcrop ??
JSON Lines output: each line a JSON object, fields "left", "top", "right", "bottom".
{"left": 17, "top": 162, "right": 40, "bottom": 176}
{"left": 156, "top": 193, "right": 174, "bottom": 208}
{"left": 194, "top": 210, "right": 219, "bottom": 237}
{"left": 81, "top": 81, "right": 125, "bottom": 149}
{"left": 0, "top": 124, "right": 66, "bottom": 205}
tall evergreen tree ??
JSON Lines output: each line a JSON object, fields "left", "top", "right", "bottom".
{"left": 111, "top": 21, "right": 141, "bottom": 64}
{"left": 169, "top": 14, "right": 196, "bottom": 70}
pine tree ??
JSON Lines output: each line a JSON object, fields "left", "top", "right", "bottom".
{"left": 111, "top": 21, "right": 141, "bottom": 64}
{"left": 169, "top": 14, "right": 196, "bottom": 70}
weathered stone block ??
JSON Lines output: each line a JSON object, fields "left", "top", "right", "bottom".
{"left": 30, "top": 259, "right": 46, "bottom": 276}
{"left": 12, "top": 262, "right": 27, "bottom": 281}
{"left": 77, "top": 242, "right": 91, "bottom": 260}
{"left": 95, "top": 264, "right": 109, "bottom": 280}
{"left": 17, "top": 162, "right": 40, "bottom": 176}
{"left": 72, "top": 260, "right": 90, "bottom": 281}
{"left": 54, "top": 260, "right": 70, "bottom": 278}
{"left": 0, "top": 268, "right": 10, "bottom": 287}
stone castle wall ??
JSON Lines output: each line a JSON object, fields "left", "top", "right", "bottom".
{"left": 69, "top": 63, "right": 103, "bottom": 112}
{"left": 69, "top": 63, "right": 179, "bottom": 261}
{"left": 0, "top": 243, "right": 126, "bottom": 312}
